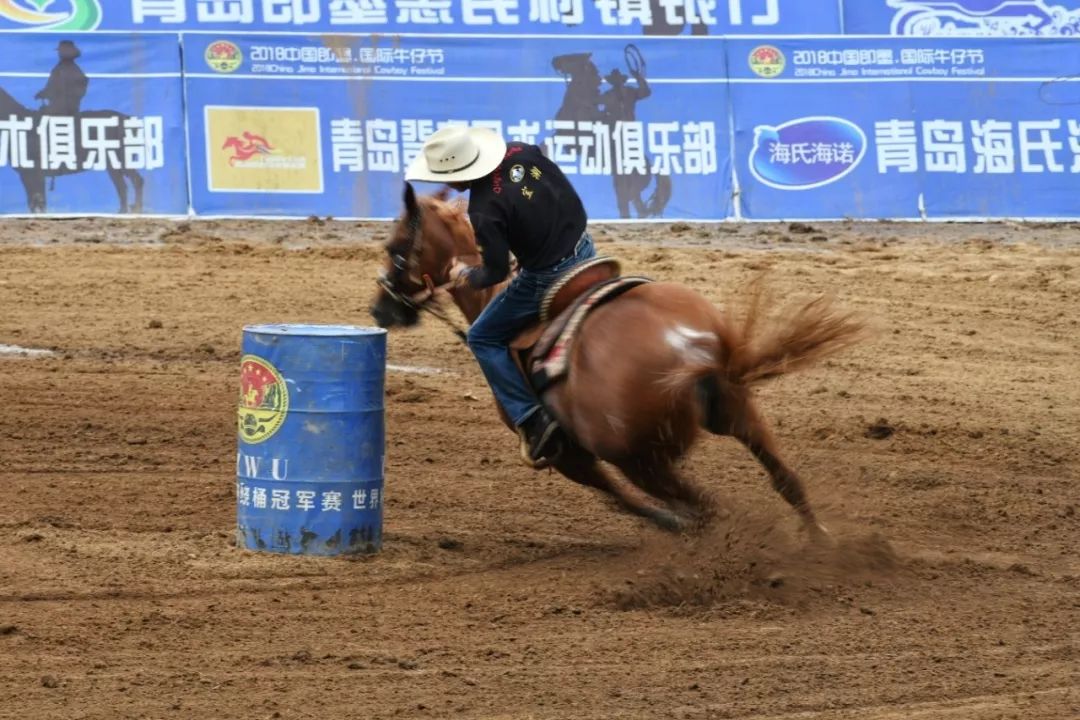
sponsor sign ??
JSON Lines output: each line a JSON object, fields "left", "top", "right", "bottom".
{"left": 0, "top": 32, "right": 187, "bottom": 214}
{"left": 183, "top": 34, "right": 732, "bottom": 219}
{"left": 730, "top": 36, "right": 1080, "bottom": 219}
{"left": 0, "top": 0, "right": 842, "bottom": 35}
{"left": 205, "top": 106, "right": 323, "bottom": 192}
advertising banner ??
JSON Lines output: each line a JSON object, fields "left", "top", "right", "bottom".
{"left": 183, "top": 33, "right": 732, "bottom": 219}
{"left": 844, "top": 0, "right": 1080, "bottom": 37}
{"left": 0, "top": 0, "right": 841, "bottom": 35}
{"left": 729, "top": 37, "right": 1080, "bottom": 219}
{"left": 0, "top": 32, "right": 187, "bottom": 215}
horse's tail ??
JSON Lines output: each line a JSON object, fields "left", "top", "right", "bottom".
{"left": 722, "top": 282, "right": 866, "bottom": 386}
{"left": 660, "top": 280, "right": 866, "bottom": 394}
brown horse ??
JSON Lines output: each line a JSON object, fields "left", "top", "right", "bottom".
{"left": 371, "top": 184, "right": 864, "bottom": 538}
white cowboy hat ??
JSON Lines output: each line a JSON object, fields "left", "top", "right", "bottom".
{"left": 405, "top": 126, "right": 507, "bottom": 184}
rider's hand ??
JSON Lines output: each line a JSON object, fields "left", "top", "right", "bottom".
{"left": 448, "top": 260, "right": 473, "bottom": 289}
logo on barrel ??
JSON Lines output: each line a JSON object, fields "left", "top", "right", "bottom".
{"left": 238, "top": 355, "right": 289, "bottom": 444}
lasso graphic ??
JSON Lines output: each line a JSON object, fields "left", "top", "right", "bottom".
{"left": 0, "top": 0, "right": 101, "bottom": 31}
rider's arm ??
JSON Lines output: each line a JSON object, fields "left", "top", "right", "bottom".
{"left": 464, "top": 210, "right": 511, "bottom": 289}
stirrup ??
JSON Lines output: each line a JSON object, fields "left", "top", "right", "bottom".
{"left": 517, "top": 426, "right": 562, "bottom": 470}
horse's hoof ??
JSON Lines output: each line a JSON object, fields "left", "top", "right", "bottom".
{"left": 652, "top": 509, "right": 686, "bottom": 533}
{"left": 806, "top": 521, "right": 837, "bottom": 548}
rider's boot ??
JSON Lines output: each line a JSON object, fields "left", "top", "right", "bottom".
{"left": 517, "top": 407, "right": 564, "bottom": 469}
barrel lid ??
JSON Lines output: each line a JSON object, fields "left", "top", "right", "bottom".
{"left": 243, "top": 324, "right": 387, "bottom": 337}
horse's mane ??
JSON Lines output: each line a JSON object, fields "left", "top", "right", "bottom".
{"left": 420, "top": 195, "right": 477, "bottom": 254}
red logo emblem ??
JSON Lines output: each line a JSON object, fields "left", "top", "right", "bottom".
{"left": 223, "top": 131, "right": 275, "bottom": 166}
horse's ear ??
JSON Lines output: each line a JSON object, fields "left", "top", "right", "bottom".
{"left": 403, "top": 182, "right": 418, "bottom": 216}
{"left": 433, "top": 185, "right": 451, "bottom": 202}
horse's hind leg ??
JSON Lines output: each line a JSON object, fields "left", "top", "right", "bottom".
{"left": 699, "top": 376, "right": 829, "bottom": 539}
{"left": 128, "top": 171, "right": 144, "bottom": 213}
{"left": 108, "top": 169, "right": 128, "bottom": 213}
{"left": 555, "top": 446, "right": 684, "bottom": 533}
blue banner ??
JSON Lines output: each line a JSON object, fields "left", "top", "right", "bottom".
{"left": 729, "top": 37, "right": 1080, "bottom": 219}
{"left": 0, "top": 0, "right": 841, "bottom": 35}
{"left": 183, "top": 33, "right": 731, "bottom": 219}
{"left": 0, "top": 33, "right": 188, "bottom": 214}
{"left": 844, "top": 0, "right": 1080, "bottom": 37}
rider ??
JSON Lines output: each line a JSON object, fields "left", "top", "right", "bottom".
{"left": 35, "top": 40, "right": 88, "bottom": 116}
{"left": 405, "top": 125, "right": 595, "bottom": 468}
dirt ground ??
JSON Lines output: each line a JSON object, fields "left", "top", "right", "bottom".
{"left": 0, "top": 216, "right": 1077, "bottom": 720}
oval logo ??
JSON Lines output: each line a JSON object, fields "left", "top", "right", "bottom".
{"left": 206, "top": 40, "right": 243, "bottom": 73}
{"left": 238, "top": 355, "right": 289, "bottom": 444}
{"left": 748, "top": 116, "right": 867, "bottom": 191}
{"left": 749, "top": 45, "right": 785, "bottom": 79}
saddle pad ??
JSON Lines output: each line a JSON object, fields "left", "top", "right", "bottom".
{"left": 530, "top": 276, "right": 650, "bottom": 392}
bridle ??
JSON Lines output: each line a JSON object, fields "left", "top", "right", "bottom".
{"left": 376, "top": 205, "right": 469, "bottom": 342}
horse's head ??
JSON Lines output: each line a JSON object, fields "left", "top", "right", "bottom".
{"left": 370, "top": 182, "right": 468, "bottom": 329}
{"left": 0, "top": 86, "right": 24, "bottom": 115}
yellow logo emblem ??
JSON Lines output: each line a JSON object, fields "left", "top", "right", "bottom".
{"left": 206, "top": 106, "right": 323, "bottom": 193}
{"left": 238, "top": 355, "right": 289, "bottom": 444}
{"left": 205, "top": 40, "right": 243, "bottom": 73}
{"left": 749, "top": 45, "right": 785, "bottom": 79}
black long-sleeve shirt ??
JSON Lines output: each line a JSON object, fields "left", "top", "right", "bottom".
{"left": 465, "top": 142, "right": 587, "bottom": 289}
{"left": 36, "top": 60, "right": 88, "bottom": 115}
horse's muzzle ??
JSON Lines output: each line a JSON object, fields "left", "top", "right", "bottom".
{"left": 370, "top": 293, "right": 419, "bottom": 329}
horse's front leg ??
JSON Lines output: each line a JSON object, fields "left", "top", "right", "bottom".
{"left": 18, "top": 171, "right": 46, "bottom": 212}
{"left": 554, "top": 445, "right": 685, "bottom": 533}
{"left": 613, "top": 454, "right": 715, "bottom": 530}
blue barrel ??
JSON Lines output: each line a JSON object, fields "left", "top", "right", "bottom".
{"left": 236, "top": 324, "right": 387, "bottom": 555}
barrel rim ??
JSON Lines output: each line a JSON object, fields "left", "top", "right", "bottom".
{"left": 243, "top": 324, "right": 388, "bottom": 337}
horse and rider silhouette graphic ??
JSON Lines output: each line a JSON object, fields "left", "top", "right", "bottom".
{"left": 0, "top": 40, "right": 144, "bottom": 213}
{"left": 551, "top": 44, "right": 672, "bottom": 219}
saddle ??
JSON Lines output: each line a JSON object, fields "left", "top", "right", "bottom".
{"left": 509, "top": 256, "right": 650, "bottom": 393}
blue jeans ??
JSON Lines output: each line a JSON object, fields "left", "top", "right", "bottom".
{"left": 467, "top": 232, "right": 596, "bottom": 426}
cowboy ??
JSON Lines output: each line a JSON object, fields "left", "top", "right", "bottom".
{"left": 35, "top": 40, "right": 88, "bottom": 116}
{"left": 405, "top": 126, "right": 595, "bottom": 468}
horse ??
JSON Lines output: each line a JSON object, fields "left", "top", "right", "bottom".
{"left": 371, "top": 184, "right": 865, "bottom": 538}
{"left": 0, "top": 86, "right": 144, "bottom": 213}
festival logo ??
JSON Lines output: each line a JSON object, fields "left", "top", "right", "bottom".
{"left": 205, "top": 40, "right": 243, "bottom": 73}
{"left": 749, "top": 116, "right": 867, "bottom": 191}
{"left": 749, "top": 45, "right": 786, "bottom": 78}
{"left": 205, "top": 106, "right": 323, "bottom": 193}
{"left": 0, "top": 0, "right": 101, "bottom": 31}
{"left": 887, "top": 0, "right": 1080, "bottom": 36}
{"left": 238, "top": 355, "right": 289, "bottom": 444}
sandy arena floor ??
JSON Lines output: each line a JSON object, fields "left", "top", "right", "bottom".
{"left": 0, "top": 216, "right": 1077, "bottom": 719}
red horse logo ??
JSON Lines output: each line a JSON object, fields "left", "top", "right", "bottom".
{"left": 222, "top": 131, "right": 274, "bottom": 165}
